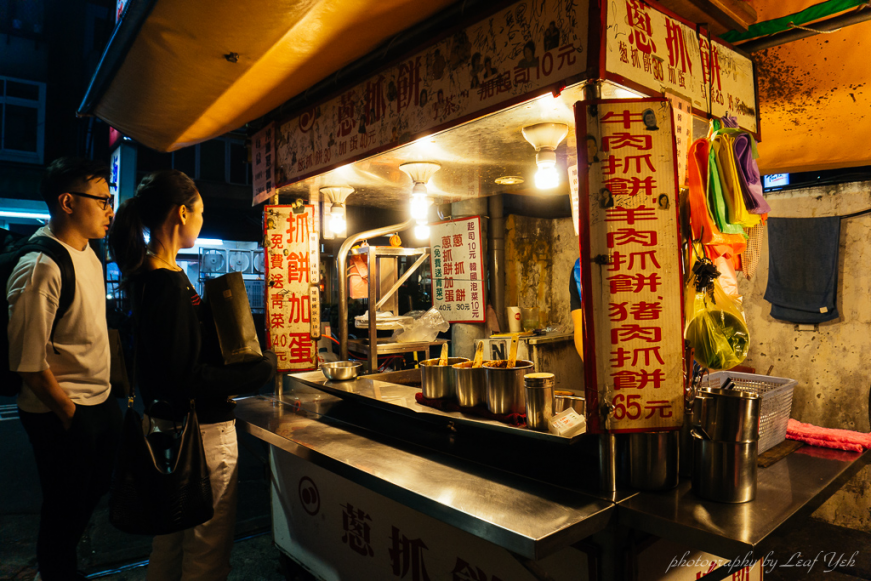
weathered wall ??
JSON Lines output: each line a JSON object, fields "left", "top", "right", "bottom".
{"left": 505, "top": 215, "right": 577, "bottom": 332}
{"left": 738, "top": 180, "right": 871, "bottom": 530}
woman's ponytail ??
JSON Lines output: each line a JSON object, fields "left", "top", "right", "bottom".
{"left": 108, "top": 196, "right": 147, "bottom": 281}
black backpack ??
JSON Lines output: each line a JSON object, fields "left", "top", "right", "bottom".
{"left": 1, "top": 228, "right": 75, "bottom": 397}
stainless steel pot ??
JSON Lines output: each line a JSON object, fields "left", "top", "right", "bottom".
{"left": 484, "top": 360, "right": 533, "bottom": 415}
{"left": 693, "top": 388, "right": 760, "bottom": 443}
{"left": 453, "top": 362, "right": 487, "bottom": 407}
{"left": 553, "top": 392, "right": 586, "bottom": 415}
{"left": 692, "top": 438, "right": 758, "bottom": 503}
{"left": 420, "top": 358, "right": 469, "bottom": 399}
{"left": 623, "top": 431, "right": 679, "bottom": 491}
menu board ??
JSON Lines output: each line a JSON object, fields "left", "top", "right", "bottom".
{"left": 430, "top": 217, "right": 485, "bottom": 324}
{"left": 578, "top": 98, "right": 683, "bottom": 433}
{"left": 252, "top": 122, "right": 276, "bottom": 206}
{"left": 274, "top": 0, "right": 588, "bottom": 186}
{"left": 604, "top": 0, "right": 757, "bottom": 134}
{"left": 264, "top": 205, "right": 319, "bottom": 372}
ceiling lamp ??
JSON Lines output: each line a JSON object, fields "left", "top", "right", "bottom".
{"left": 319, "top": 186, "right": 354, "bottom": 237}
{"left": 521, "top": 123, "right": 568, "bottom": 190}
{"left": 399, "top": 162, "right": 440, "bottom": 222}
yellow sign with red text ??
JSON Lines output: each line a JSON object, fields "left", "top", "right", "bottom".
{"left": 264, "top": 205, "right": 318, "bottom": 372}
{"left": 579, "top": 99, "right": 683, "bottom": 432}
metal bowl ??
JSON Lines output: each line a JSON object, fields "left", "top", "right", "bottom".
{"left": 321, "top": 361, "right": 362, "bottom": 381}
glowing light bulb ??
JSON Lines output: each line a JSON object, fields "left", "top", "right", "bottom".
{"left": 410, "top": 193, "right": 429, "bottom": 222}
{"left": 414, "top": 224, "right": 430, "bottom": 240}
{"left": 535, "top": 166, "right": 560, "bottom": 189}
{"left": 329, "top": 205, "right": 347, "bottom": 236}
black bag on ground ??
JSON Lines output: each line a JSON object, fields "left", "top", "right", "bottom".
{"left": 204, "top": 272, "right": 262, "bottom": 364}
{"left": 0, "top": 228, "right": 75, "bottom": 397}
{"left": 109, "top": 401, "right": 213, "bottom": 535}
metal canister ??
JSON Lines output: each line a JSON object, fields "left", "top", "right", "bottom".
{"left": 453, "top": 362, "right": 487, "bottom": 407}
{"left": 524, "top": 373, "right": 555, "bottom": 431}
{"left": 691, "top": 387, "right": 760, "bottom": 503}
{"left": 484, "top": 360, "right": 534, "bottom": 415}
{"left": 420, "top": 358, "right": 469, "bottom": 399}
{"left": 553, "top": 391, "right": 586, "bottom": 415}
{"left": 623, "top": 431, "right": 680, "bottom": 491}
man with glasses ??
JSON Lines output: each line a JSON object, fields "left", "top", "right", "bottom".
{"left": 6, "top": 157, "right": 122, "bottom": 581}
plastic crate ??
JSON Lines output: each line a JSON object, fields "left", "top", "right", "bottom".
{"left": 699, "top": 371, "right": 797, "bottom": 454}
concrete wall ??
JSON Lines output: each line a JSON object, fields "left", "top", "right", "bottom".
{"left": 738, "top": 180, "right": 871, "bottom": 531}
{"left": 504, "top": 214, "right": 578, "bottom": 333}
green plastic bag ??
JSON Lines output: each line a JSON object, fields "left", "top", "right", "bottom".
{"left": 685, "top": 267, "right": 750, "bottom": 370}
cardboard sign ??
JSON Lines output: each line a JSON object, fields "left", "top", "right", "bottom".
{"left": 252, "top": 122, "right": 276, "bottom": 206}
{"left": 577, "top": 98, "right": 684, "bottom": 433}
{"left": 264, "top": 205, "right": 318, "bottom": 372}
{"left": 274, "top": 0, "right": 588, "bottom": 186}
{"left": 430, "top": 216, "right": 485, "bottom": 324}
{"left": 604, "top": 1, "right": 757, "bottom": 133}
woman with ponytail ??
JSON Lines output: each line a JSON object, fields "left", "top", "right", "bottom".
{"left": 109, "top": 170, "right": 275, "bottom": 580}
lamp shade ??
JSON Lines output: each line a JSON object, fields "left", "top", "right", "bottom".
{"left": 521, "top": 123, "right": 569, "bottom": 151}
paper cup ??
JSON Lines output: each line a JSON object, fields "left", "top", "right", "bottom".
{"left": 507, "top": 306, "right": 522, "bottom": 333}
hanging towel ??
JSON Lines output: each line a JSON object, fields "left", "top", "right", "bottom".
{"left": 764, "top": 217, "right": 840, "bottom": 323}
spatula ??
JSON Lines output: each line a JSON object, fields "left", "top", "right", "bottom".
{"left": 438, "top": 342, "right": 449, "bottom": 366}
{"left": 472, "top": 341, "right": 485, "bottom": 368}
{"left": 507, "top": 334, "right": 519, "bottom": 369}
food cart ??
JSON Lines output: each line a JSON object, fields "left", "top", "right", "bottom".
{"left": 79, "top": 0, "right": 871, "bottom": 578}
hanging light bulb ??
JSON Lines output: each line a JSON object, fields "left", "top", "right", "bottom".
{"left": 329, "top": 203, "right": 347, "bottom": 235}
{"left": 400, "top": 162, "right": 440, "bottom": 221}
{"left": 414, "top": 223, "right": 431, "bottom": 240}
{"left": 521, "top": 123, "right": 568, "bottom": 191}
{"left": 319, "top": 186, "right": 355, "bottom": 239}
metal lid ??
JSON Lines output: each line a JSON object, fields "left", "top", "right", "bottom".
{"left": 524, "top": 372, "right": 555, "bottom": 387}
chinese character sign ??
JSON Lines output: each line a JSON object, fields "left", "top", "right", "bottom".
{"left": 252, "top": 122, "right": 276, "bottom": 206}
{"left": 605, "top": 1, "right": 757, "bottom": 133}
{"left": 275, "top": 0, "right": 588, "bottom": 185}
{"left": 264, "top": 205, "right": 317, "bottom": 372}
{"left": 581, "top": 99, "right": 683, "bottom": 432}
{"left": 430, "top": 217, "right": 485, "bottom": 324}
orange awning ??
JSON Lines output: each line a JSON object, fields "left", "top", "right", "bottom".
{"left": 80, "top": 0, "right": 456, "bottom": 152}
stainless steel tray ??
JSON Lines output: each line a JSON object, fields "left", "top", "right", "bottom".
{"left": 287, "top": 369, "right": 587, "bottom": 444}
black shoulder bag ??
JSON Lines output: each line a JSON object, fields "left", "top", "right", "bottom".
{"left": 109, "top": 397, "right": 214, "bottom": 536}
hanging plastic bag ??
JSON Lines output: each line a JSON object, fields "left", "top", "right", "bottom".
{"left": 684, "top": 257, "right": 749, "bottom": 370}
{"left": 391, "top": 307, "right": 450, "bottom": 343}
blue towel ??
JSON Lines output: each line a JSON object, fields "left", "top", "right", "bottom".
{"left": 764, "top": 217, "right": 840, "bottom": 323}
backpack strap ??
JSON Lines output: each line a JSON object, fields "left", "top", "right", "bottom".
{"left": 18, "top": 237, "right": 76, "bottom": 354}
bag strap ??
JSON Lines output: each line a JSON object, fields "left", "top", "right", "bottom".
{"left": 17, "top": 237, "right": 75, "bottom": 355}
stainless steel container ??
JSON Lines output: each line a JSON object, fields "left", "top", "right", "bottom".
{"left": 484, "top": 360, "right": 533, "bottom": 415}
{"left": 452, "top": 362, "right": 487, "bottom": 407}
{"left": 692, "top": 438, "right": 758, "bottom": 503}
{"left": 624, "top": 431, "right": 679, "bottom": 491}
{"left": 524, "top": 373, "right": 555, "bottom": 431}
{"left": 693, "top": 388, "right": 760, "bottom": 442}
{"left": 420, "top": 358, "right": 469, "bottom": 399}
{"left": 553, "top": 392, "right": 585, "bottom": 415}
{"left": 691, "top": 387, "right": 760, "bottom": 503}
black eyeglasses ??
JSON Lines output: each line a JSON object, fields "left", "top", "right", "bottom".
{"left": 67, "top": 191, "right": 114, "bottom": 211}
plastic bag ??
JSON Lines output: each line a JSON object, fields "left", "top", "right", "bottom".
{"left": 391, "top": 307, "right": 450, "bottom": 343}
{"left": 685, "top": 260, "right": 749, "bottom": 370}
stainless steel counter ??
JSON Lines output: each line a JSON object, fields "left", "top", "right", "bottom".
{"left": 618, "top": 445, "right": 871, "bottom": 560}
{"left": 237, "top": 370, "right": 870, "bottom": 570}
{"left": 235, "top": 393, "right": 614, "bottom": 560}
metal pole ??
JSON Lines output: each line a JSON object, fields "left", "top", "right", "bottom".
{"left": 367, "top": 246, "right": 378, "bottom": 373}
{"left": 598, "top": 432, "right": 618, "bottom": 493}
{"left": 269, "top": 191, "right": 284, "bottom": 401}
{"left": 337, "top": 218, "right": 416, "bottom": 360}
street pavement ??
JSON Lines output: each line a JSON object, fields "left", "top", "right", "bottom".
{"left": 0, "top": 396, "right": 287, "bottom": 581}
